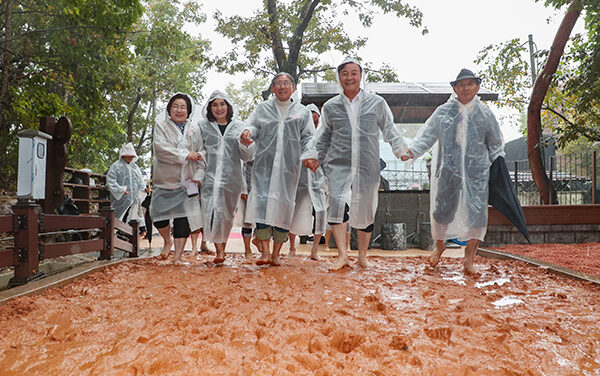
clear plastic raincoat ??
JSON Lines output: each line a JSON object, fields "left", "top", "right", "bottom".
{"left": 244, "top": 98, "right": 314, "bottom": 229}
{"left": 150, "top": 93, "right": 205, "bottom": 231}
{"left": 289, "top": 105, "right": 327, "bottom": 236}
{"left": 302, "top": 59, "right": 408, "bottom": 229}
{"left": 199, "top": 90, "right": 255, "bottom": 243}
{"left": 409, "top": 93, "right": 505, "bottom": 241}
{"left": 234, "top": 161, "right": 254, "bottom": 229}
{"left": 106, "top": 143, "right": 146, "bottom": 224}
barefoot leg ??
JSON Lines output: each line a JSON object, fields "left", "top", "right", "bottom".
{"left": 310, "top": 233, "right": 322, "bottom": 260}
{"left": 256, "top": 239, "right": 271, "bottom": 265}
{"left": 357, "top": 230, "right": 372, "bottom": 268}
{"left": 213, "top": 243, "right": 226, "bottom": 264}
{"left": 271, "top": 241, "right": 283, "bottom": 266}
{"left": 429, "top": 240, "right": 446, "bottom": 267}
{"left": 328, "top": 223, "right": 350, "bottom": 271}
{"left": 243, "top": 236, "right": 252, "bottom": 258}
{"left": 463, "top": 239, "right": 479, "bottom": 275}
{"left": 158, "top": 226, "right": 172, "bottom": 260}
{"left": 288, "top": 233, "right": 297, "bottom": 257}
{"left": 173, "top": 237, "right": 190, "bottom": 266}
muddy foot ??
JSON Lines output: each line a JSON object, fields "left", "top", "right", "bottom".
{"left": 328, "top": 256, "right": 350, "bottom": 271}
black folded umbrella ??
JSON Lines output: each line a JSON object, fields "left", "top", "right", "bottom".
{"left": 488, "top": 156, "right": 531, "bottom": 243}
{"left": 141, "top": 192, "right": 152, "bottom": 244}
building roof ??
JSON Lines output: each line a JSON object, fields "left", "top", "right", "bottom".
{"left": 301, "top": 82, "right": 499, "bottom": 123}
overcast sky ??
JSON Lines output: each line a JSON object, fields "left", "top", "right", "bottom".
{"left": 192, "top": 0, "right": 585, "bottom": 141}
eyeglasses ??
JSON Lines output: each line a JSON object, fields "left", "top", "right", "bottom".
{"left": 172, "top": 105, "right": 187, "bottom": 110}
{"left": 273, "top": 81, "right": 292, "bottom": 87}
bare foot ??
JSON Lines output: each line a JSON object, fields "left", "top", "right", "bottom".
{"left": 199, "top": 247, "right": 214, "bottom": 255}
{"left": 160, "top": 241, "right": 172, "bottom": 260}
{"left": 328, "top": 255, "right": 350, "bottom": 271}
{"left": 213, "top": 256, "right": 225, "bottom": 264}
{"left": 357, "top": 255, "right": 371, "bottom": 268}
{"left": 244, "top": 250, "right": 253, "bottom": 258}
{"left": 256, "top": 258, "right": 270, "bottom": 266}
{"left": 288, "top": 248, "right": 296, "bottom": 257}
{"left": 270, "top": 255, "right": 281, "bottom": 266}
{"left": 464, "top": 261, "right": 476, "bottom": 275}
{"left": 428, "top": 248, "right": 444, "bottom": 268}
{"left": 324, "top": 247, "right": 331, "bottom": 252}
{"left": 310, "top": 252, "right": 321, "bottom": 261}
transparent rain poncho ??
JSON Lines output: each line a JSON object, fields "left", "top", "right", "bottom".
{"left": 150, "top": 93, "right": 204, "bottom": 231}
{"left": 302, "top": 58, "right": 408, "bottom": 229}
{"left": 106, "top": 143, "right": 146, "bottom": 224}
{"left": 199, "top": 90, "right": 255, "bottom": 243}
{"left": 234, "top": 160, "right": 255, "bottom": 229}
{"left": 409, "top": 93, "right": 505, "bottom": 241}
{"left": 244, "top": 97, "right": 314, "bottom": 229}
{"left": 289, "top": 107, "right": 327, "bottom": 236}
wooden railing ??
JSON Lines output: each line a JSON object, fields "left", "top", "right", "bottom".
{"left": 0, "top": 200, "right": 139, "bottom": 288}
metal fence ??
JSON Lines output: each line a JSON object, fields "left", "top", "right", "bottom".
{"left": 511, "top": 150, "right": 599, "bottom": 205}
{"left": 382, "top": 150, "right": 599, "bottom": 205}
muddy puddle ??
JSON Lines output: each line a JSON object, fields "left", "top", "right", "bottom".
{"left": 0, "top": 254, "right": 599, "bottom": 375}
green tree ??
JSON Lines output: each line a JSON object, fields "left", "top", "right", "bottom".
{"left": 212, "top": 0, "right": 427, "bottom": 85}
{"left": 476, "top": 0, "right": 600, "bottom": 204}
{"left": 225, "top": 76, "right": 270, "bottom": 121}
{"left": 109, "top": 0, "right": 210, "bottom": 167}
{"left": 0, "top": 0, "right": 144, "bottom": 190}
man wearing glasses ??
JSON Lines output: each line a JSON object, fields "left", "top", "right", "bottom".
{"left": 240, "top": 72, "right": 319, "bottom": 266}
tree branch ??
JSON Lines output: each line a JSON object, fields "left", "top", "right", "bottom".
{"left": 287, "top": 0, "right": 321, "bottom": 76}
{"left": 266, "top": 0, "right": 286, "bottom": 72}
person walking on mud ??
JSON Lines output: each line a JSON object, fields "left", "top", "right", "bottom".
{"left": 302, "top": 58, "right": 408, "bottom": 271}
{"left": 401, "top": 69, "right": 505, "bottom": 275}
{"left": 239, "top": 72, "right": 318, "bottom": 266}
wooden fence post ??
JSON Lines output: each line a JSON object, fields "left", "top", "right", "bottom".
{"left": 128, "top": 220, "right": 139, "bottom": 258}
{"left": 9, "top": 200, "right": 44, "bottom": 287}
{"left": 99, "top": 207, "right": 115, "bottom": 260}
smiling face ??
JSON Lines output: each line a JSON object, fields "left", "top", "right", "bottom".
{"left": 453, "top": 78, "right": 480, "bottom": 105}
{"left": 271, "top": 74, "right": 295, "bottom": 102}
{"left": 169, "top": 98, "right": 188, "bottom": 124}
{"left": 339, "top": 63, "right": 362, "bottom": 97}
{"left": 210, "top": 98, "right": 229, "bottom": 124}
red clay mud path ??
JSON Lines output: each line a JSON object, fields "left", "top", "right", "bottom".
{"left": 493, "top": 242, "right": 600, "bottom": 277}
{"left": 0, "top": 255, "right": 599, "bottom": 375}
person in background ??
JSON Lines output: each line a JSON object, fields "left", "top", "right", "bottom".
{"left": 288, "top": 103, "right": 328, "bottom": 260}
{"left": 106, "top": 142, "right": 147, "bottom": 233}
{"left": 401, "top": 69, "right": 505, "bottom": 275}
{"left": 151, "top": 93, "right": 205, "bottom": 266}
{"left": 236, "top": 161, "right": 261, "bottom": 258}
{"left": 240, "top": 72, "right": 318, "bottom": 266}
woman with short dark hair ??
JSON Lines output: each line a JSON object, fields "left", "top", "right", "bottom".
{"left": 151, "top": 92, "right": 205, "bottom": 265}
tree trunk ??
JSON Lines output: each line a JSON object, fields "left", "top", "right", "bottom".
{"left": 0, "top": 0, "right": 14, "bottom": 136}
{"left": 126, "top": 90, "right": 143, "bottom": 143}
{"left": 527, "top": 0, "right": 581, "bottom": 204}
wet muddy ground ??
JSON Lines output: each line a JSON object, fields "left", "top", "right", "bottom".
{"left": 0, "top": 253, "right": 599, "bottom": 375}
{"left": 493, "top": 242, "right": 600, "bottom": 278}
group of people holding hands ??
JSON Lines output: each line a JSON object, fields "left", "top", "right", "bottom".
{"left": 107, "top": 57, "right": 505, "bottom": 275}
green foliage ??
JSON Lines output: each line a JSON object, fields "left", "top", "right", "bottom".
{"left": 0, "top": 0, "right": 211, "bottom": 191}
{"left": 364, "top": 62, "right": 399, "bottom": 83}
{"left": 213, "top": 0, "right": 426, "bottom": 82}
{"left": 225, "top": 76, "right": 271, "bottom": 121}
{"left": 475, "top": 0, "right": 600, "bottom": 150}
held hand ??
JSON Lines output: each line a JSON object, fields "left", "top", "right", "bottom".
{"left": 124, "top": 190, "right": 130, "bottom": 195}
{"left": 192, "top": 180, "right": 201, "bottom": 186}
{"left": 400, "top": 149, "right": 414, "bottom": 161}
{"left": 303, "top": 158, "right": 319, "bottom": 172}
{"left": 186, "top": 151, "right": 203, "bottom": 161}
{"left": 241, "top": 193, "right": 248, "bottom": 201}
{"left": 240, "top": 130, "right": 254, "bottom": 146}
